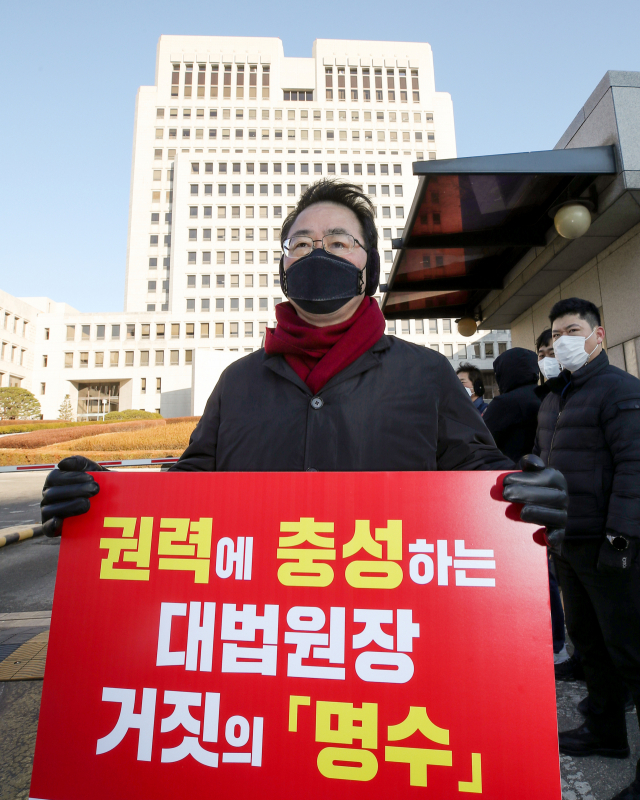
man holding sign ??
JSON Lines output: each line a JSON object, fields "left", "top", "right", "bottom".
{"left": 34, "top": 180, "right": 572, "bottom": 800}
{"left": 40, "top": 180, "right": 567, "bottom": 535}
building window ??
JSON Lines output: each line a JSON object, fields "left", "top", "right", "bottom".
{"left": 156, "top": 378, "right": 162, "bottom": 392}
{"left": 215, "top": 323, "right": 224, "bottom": 338}
{"left": 111, "top": 325, "right": 121, "bottom": 339}
{"left": 140, "top": 351, "right": 149, "bottom": 366}
{"left": 498, "top": 342, "right": 508, "bottom": 355}
{"left": 155, "top": 351, "right": 164, "bottom": 366}
{"left": 444, "top": 344, "right": 454, "bottom": 359}
{"left": 156, "top": 324, "right": 165, "bottom": 339}
{"left": 201, "top": 323, "right": 209, "bottom": 338}
{"left": 125, "top": 351, "right": 134, "bottom": 367}
{"left": 170, "top": 350, "right": 179, "bottom": 366}
{"left": 64, "top": 352, "right": 73, "bottom": 368}
{"left": 141, "top": 378, "right": 146, "bottom": 394}
{"left": 95, "top": 352, "right": 104, "bottom": 367}
{"left": 109, "top": 351, "right": 118, "bottom": 367}
{"left": 186, "top": 299, "right": 196, "bottom": 312}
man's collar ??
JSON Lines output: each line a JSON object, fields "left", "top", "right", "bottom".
{"left": 262, "top": 335, "right": 391, "bottom": 393}
{"left": 548, "top": 350, "right": 609, "bottom": 394}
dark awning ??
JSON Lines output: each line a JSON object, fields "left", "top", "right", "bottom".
{"left": 381, "top": 146, "right": 617, "bottom": 320}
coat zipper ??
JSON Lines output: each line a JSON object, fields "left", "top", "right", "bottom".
{"left": 549, "top": 410, "right": 562, "bottom": 463}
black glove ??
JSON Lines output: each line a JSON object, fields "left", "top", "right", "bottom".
{"left": 597, "top": 535, "right": 640, "bottom": 573}
{"left": 41, "top": 456, "right": 108, "bottom": 537}
{"left": 502, "top": 454, "right": 568, "bottom": 547}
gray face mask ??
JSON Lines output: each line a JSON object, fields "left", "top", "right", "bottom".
{"left": 281, "top": 250, "right": 365, "bottom": 314}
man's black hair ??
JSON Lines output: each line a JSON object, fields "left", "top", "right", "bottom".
{"left": 536, "top": 328, "right": 552, "bottom": 351}
{"left": 281, "top": 179, "right": 378, "bottom": 251}
{"left": 549, "top": 297, "right": 601, "bottom": 329}
{"left": 456, "top": 362, "right": 483, "bottom": 384}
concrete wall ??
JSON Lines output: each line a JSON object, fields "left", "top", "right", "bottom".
{"left": 510, "top": 220, "right": 640, "bottom": 374}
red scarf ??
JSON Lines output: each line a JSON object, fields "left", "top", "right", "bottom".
{"left": 264, "top": 297, "right": 386, "bottom": 395}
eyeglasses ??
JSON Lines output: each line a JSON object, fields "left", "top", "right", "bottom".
{"left": 282, "top": 233, "right": 365, "bottom": 259}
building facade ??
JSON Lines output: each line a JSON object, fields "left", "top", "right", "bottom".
{"left": 1, "top": 36, "right": 510, "bottom": 420}
{"left": 478, "top": 72, "right": 640, "bottom": 380}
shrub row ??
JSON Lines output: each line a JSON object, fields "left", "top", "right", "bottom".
{"left": 0, "top": 419, "right": 166, "bottom": 450}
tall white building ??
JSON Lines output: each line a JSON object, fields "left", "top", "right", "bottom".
{"left": 0, "top": 36, "right": 510, "bottom": 420}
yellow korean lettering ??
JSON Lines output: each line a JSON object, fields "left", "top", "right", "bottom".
{"left": 277, "top": 548, "right": 336, "bottom": 586}
{"left": 288, "top": 695, "right": 311, "bottom": 732}
{"left": 342, "top": 520, "right": 382, "bottom": 559}
{"left": 317, "top": 747, "right": 378, "bottom": 782}
{"left": 279, "top": 518, "right": 335, "bottom": 548}
{"left": 277, "top": 518, "right": 336, "bottom": 586}
{"left": 387, "top": 706, "right": 449, "bottom": 745}
{"left": 99, "top": 517, "right": 153, "bottom": 581}
{"left": 344, "top": 561, "right": 403, "bottom": 589}
{"left": 158, "top": 518, "right": 192, "bottom": 556}
{"left": 384, "top": 746, "right": 452, "bottom": 787}
{"left": 375, "top": 520, "right": 402, "bottom": 560}
{"left": 459, "top": 753, "right": 482, "bottom": 793}
{"left": 315, "top": 701, "right": 377, "bottom": 749}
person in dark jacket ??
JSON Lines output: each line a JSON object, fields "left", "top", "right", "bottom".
{"left": 483, "top": 347, "right": 541, "bottom": 464}
{"left": 456, "top": 362, "right": 488, "bottom": 415}
{"left": 536, "top": 328, "right": 561, "bottom": 401}
{"left": 40, "top": 181, "right": 568, "bottom": 566}
{"left": 534, "top": 297, "right": 640, "bottom": 800}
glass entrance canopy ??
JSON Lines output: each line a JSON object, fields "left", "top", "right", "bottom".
{"left": 381, "top": 147, "right": 616, "bottom": 320}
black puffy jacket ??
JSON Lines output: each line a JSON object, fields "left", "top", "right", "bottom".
{"left": 483, "top": 348, "right": 541, "bottom": 465}
{"left": 533, "top": 351, "right": 640, "bottom": 540}
{"left": 172, "top": 336, "right": 513, "bottom": 473}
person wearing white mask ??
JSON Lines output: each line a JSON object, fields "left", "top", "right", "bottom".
{"left": 536, "top": 328, "right": 562, "bottom": 384}
{"left": 533, "top": 297, "right": 640, "bottom": 800}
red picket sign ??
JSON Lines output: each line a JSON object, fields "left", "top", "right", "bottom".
{"left": 30, "top": 471, "right": 561, "bottom": 800}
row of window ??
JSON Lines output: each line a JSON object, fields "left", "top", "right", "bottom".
{"left": 324, "top": 66, "right": 419, "bottom": 104}
{"left": 181, "top": 298, "right": 278, "bottom": 312}
{"left": 188, "top": 161, "right": 411, "bottom": 176}
{"left": 170, "top": 62, "right": 269, "bottom": 100}
{"left": 62, "top": 350, "right": 195, "bottom": 369}
{"left": 56, "top": 337, "right": 509, "bottom": 364}
{"left": 2, "top": 311, "right": 29, "bottom": 338}
{"left": 61, "top": 319, "right": 499, "bottom": 344}
{"left": 168, "top": 63, "right": 421, "bottom": 104}
{"left": 170, "top": 214, "right": 404, "bottom": 246}
{"left": 165, "top": 233, "right": 403, "bottom": 267}
{"left": 0, "top": 341, "right": 26, "bottom": 365}
{"left": 0, "top": 373, "right": 23, "bottom": 388}
{"left": 156, "top": 128, "right": 431, "bottom": 143}
{"left": 151, "top": 149, "right": 435, "bottom": 165}
{"left": 157, "top": 107, "right": 434, "bottom": 124}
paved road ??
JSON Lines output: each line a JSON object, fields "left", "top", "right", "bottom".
{"left": 0, "top": 472, "right": 45, "bottom": 530}
{"left": 0, "top": 473, "right": 638, "bottom": 799}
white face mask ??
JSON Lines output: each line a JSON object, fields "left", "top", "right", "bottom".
{"left": 539, "top": 357, "right": 561, "bottom": 380}
{"left": 465, "top": 386, "right": 473, "bottom": 397}
{"left": 553, "top": 329, "right": 599, "bottom": 373}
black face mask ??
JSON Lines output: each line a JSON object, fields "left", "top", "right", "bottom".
{"left": 281, "top": 250, "right": 366, "bottom": 314}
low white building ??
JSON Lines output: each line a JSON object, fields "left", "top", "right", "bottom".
{"left": 0, "top": 35, "right": 510, "bottom": 420}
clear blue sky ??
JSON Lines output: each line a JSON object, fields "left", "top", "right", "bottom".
{"left": 2, "top": 0, "right": 638, "bottom": 312}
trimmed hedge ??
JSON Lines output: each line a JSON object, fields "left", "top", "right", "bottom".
{"left": 104, "top": 410, "right": 163, "bottom": 421}
{"left": 0, "top": 419, "right": 166, "bottom": 450}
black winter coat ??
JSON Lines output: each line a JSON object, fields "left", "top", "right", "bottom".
{"left": 533, "top": 351, "right": 640, "bottom": 540}
{"left": 173, "top": 336, "right": 513, "bottom": 473}
{"left": 483, "top": 347, "right": 541, "bottom": 465}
